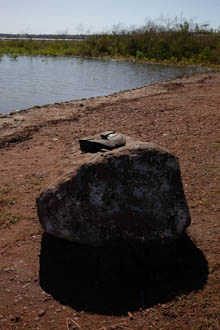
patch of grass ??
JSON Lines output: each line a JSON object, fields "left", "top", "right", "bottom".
{"left": 210, "top": 263, "right": 220, "bottom": 274}
{"left": 0, "top": 196, "right": 16, "bottom": 206}
{"left": 0, "top": 185, "right": 17, "bottom": 206}
{"left": 0, "top": 241, "right": 10, "bottom": 249}
{"left": 30, "top": 178, "right": 43, "bottom": 192}
{"left": 0, "top": 212, "right": 21, "bottom": 227}
{"left": 198, "top": 162, "right": 220, "bottom": 176}
{"left": 31, "top": 179, "right": 41, "bottom": 186}
{"left": 211, "top": 142, "right": 220, "bottom": 151}
{"left": 0, "top": 185, "right": 15, "bottom": 194}
{"left": 188, "top": 201, "right": 198, "bottom": 209}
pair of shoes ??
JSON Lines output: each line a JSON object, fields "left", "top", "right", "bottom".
{"left": 79, "top": 131, "right": 126, "bottom": 153}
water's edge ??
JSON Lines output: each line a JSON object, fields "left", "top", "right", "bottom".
{"left": 0, "top": 70, "right": 210, "bottom": 118}
{"left": 0, "top": 55, "right": 209, "bottom": 115}
{"left": 0, "top": 71, "right": 215, "bottom": 149}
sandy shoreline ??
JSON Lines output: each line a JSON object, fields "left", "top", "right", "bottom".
{"left": 0, "top": 71, "right": 215, "bottom": 143}
{"left": 0, "top": 71, "right": 219, "bottom": 329}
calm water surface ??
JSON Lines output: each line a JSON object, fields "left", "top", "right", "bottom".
{"left": 0, "top": 55, "right": 207, "bottom": 114}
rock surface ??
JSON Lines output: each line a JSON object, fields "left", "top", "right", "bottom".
{"left": 36, "top": 137, "right": 191, "bottom": 246}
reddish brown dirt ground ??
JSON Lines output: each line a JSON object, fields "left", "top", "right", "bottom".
{"left": 0, "top": 72, "right": 219, "bottom": 330}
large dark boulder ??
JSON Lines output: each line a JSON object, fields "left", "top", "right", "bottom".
{"left": 36, "top": 138, "right": 191, "bottom": 246}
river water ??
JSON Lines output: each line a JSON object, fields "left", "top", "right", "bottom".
{"left": 0, "top": 55, "right": 208, "bottom": 114}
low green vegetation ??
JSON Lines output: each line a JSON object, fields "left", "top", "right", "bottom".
{"left": 0, "top": 185, "right": 19, "bottom": 227}
{"left": 0, "top": 185, "right": 15, "bottom": 194}
{"left": 1, "top": 20, "right": 220, "bottom": 66}
{"left": 0, "top": 212, "right": 21, "bottom": 227}
{"left": 0, "top": 196, "right": 16, "bottom": 206}
{"left": 0, "top": 185, "right": 16, "bottom": 206}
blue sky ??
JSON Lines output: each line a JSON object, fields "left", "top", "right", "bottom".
{"left": 1, "top": 0, "right": 220, "bottom": 34}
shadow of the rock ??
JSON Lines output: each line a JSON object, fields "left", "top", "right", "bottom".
{"left": 39, "top": 232, "right": 208, "bottom": 315}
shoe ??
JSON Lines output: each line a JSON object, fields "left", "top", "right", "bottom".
{"left": 79, "top": 131, "right": 126, "bottom": 153}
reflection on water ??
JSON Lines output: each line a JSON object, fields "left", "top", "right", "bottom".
{"left": 0, "top": 55, "right": 208, "bottom": 114}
